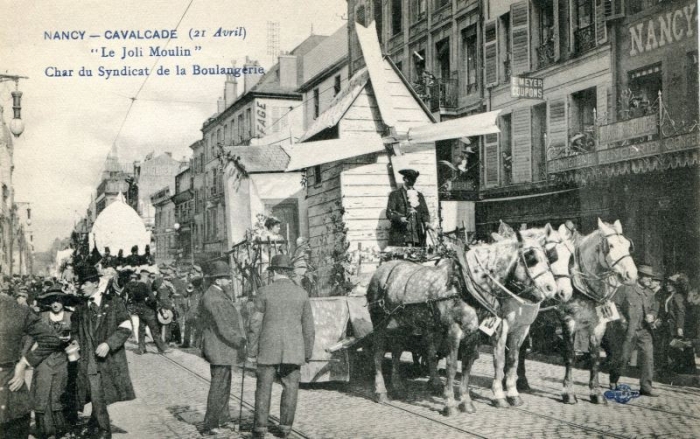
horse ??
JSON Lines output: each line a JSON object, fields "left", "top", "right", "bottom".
{"left": 449, "top": 225, "right": 560, "bottom": 410}
{"left": 516, "top": 219, "right": 638, "bottom": 404}
{"left": 367, "top": 257, "right": 480, "bottom": 415}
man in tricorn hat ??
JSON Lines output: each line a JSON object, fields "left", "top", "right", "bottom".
{"left": 199, "top": 260, "right": 246, "bottom": 436}
{"left": 386, "top": 168, "right": 431, "bottom": 247}
{"left": 248, "top": 254, "right": 315, "bottom": 439}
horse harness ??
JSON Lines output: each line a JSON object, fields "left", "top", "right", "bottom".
{"left": 571, "top": 231, "right": 632, "bottom": 305}
{"left": 367, "top": 259, "right": 461, "bottom": 330}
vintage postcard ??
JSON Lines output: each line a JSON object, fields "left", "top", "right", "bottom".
{"left": 1, "top": 0, "right": 698, "bottom": 438}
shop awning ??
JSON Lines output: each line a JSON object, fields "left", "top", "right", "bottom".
{"left": 286, "top": 134, "right": 385, "bottom": 171}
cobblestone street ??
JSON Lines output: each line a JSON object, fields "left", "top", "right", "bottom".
{"left": 75, "top": 341, "right": 700, "bottom": 439}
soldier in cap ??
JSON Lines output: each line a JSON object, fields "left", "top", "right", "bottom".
{"left": 386, "top": 168, "right": 431, "bottom": 247}
{"left": 199, "top": 260, "right": 246, "bottom": 436}
{"left": 248, "top": 254, "right": 315, "bottom": 439}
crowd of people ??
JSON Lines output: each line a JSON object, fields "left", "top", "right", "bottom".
{"left": 0, "top": 247, "right": 316, "bottom": 439}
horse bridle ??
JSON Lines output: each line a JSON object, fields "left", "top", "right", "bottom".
{"left": 601, "top": 232, "right": 634, "bottom": 269}
{"left": 543, "top": 237, "right": 573, "bottom": 281}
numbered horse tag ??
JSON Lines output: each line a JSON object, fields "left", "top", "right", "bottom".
{"left": 479, "top": 316, "right": 502, "bottom": 336}
{"left": 596, "top": 301, "right": 620, "bottom": 323}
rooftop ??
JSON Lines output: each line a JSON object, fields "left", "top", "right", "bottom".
{"left": 224, "top": 144, "right": 290, "bottom": 173}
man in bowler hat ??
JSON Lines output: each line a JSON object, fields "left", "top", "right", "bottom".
{"left": 386, "top": 168, "right": 431, "bottom": 247}
{"left": 248, "top": 254, "right": 315, "bottom": 439}
{"left": 72, "top": 264, "right": 135, "bottom": 438}
{"left": 199, "top": 260, "right": 247, "bottom": 436}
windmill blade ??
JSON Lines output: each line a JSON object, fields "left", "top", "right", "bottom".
{"left": 355, "top": 21, "right": 397, "bottom": 128}
{"left": 407, "top": 110, "right": 502, "bottom": 143}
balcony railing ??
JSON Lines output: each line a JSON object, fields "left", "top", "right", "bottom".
{"left": 537, "top": 38, "right": 556, "bottom": 69}
{"left": 574, "top": 26, "right": 596, "bottom": 55}
{"left": 413, "top": 76, "right": 458, "bottom": 112}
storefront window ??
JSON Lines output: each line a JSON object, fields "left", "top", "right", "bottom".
{"left": 570, "top": 88, "right": 597, "bottom": 153}
{"left": 627, "top": 64, "right": 662, "bottom": 119}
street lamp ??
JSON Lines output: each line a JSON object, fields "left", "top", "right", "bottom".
{"left": 0, "top": 74, "right": 27, "bottom": 138}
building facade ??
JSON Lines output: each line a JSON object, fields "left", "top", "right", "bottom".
{"left": 545, "top": 0, "right": 699, "bottom": 277}
{"left": 151, "top": 186, "right": 176, "bottom": 264}
{"left": 172, "top": 166, "right": 194, "bottom": 265}
{"left": 134, "top": 151, "right": 185, "bottom": 230}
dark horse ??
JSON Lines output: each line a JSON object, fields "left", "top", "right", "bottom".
{"left": 517, "top": 219, "right": 638, "bottom": 404}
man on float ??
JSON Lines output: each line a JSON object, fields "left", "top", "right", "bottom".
{"left": 386, "top": 168, "right": 431, "bottom": 247}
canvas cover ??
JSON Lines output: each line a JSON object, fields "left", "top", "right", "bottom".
{"left": 300, "top": 295, "right": 372, "bottom": 383}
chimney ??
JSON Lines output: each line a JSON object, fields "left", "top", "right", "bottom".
{"left": 224, "top": 64, "right": 238, "bottom": 107}
{"left": 243, "top": 56, "right": 262, "bottom": 94}
{"left": 278, "top": 55, "right": 298, "bottom": 89}
{"left": 217, "top": 97, "right": 225, "bottom": 113}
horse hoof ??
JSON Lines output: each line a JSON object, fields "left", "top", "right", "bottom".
{"left": 459, "top": 402, "right": 477, "bottom": 414}
{"left": 493, "top": 398, "right": 509, "bottom": 409}
{"left": 562, "top": 394, "right": 578, "bottom": 405}
{"left": 442, "top": 406, "right": 457, "bottom": 417}
{"left": 375, "top": 392, "right": 389, "bottom": 404}
{"left": 516, "top": 379, "right": 532, "bottom": 392}
{"left": 507, "top": 396, "right": 524, "bottom": 407}
{"left": 591, "top": 394, "right": 607, "bottom": 405}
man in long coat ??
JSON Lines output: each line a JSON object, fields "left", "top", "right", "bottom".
{"left": 386, "top": 168, "right": 430, "bottom": 247}
{"left": 248, "top": 254, "right": 315, "bottom": 439}
{"left": 0, "top": 293, "right": 62, "bottom": 439}
{"left": 609, "top": 264, "right": 659, "bottom": 397}
{"left": 72, "top": 264, "right": 135, "bottom": 438}
{"left": 199, "top": 260, "right": 246, "bottom": 436}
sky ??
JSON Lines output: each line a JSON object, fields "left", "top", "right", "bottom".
{"left": 0, "top": 0, "right": 347, "bottom": 252}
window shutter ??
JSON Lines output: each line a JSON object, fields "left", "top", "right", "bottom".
{"left": 596, "top": 85, "right": 608, "bottom": 125}
{"left": 484, "top": 133, "right": 500, "bottom": 187}
{"left": 568, "top": 0, "right": 576, "bottom": 54}
{"left": 595, "top": 0, "right": 608, "bottom": 44}
{"left": 553, "top": 0, "right": 561, "bottom": 61}
{"left": 512, "top": 107, "right": 532, "bottom": 183}
{"left": 547, "top": 98, "right": 568, "bottom": 159}
{"left": 484, "top": 20, "right": 499, "bottom": 87}
{"left": 510, "top": 1, "right": 530, "bottom": 75}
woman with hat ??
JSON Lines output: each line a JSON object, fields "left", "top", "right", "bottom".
{"left": 386, "top": 168, "right": 431, "bottom": 247}
{"left": 29, "top": 284, "right": 79, "bottom": 439}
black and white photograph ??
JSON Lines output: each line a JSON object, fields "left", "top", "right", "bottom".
{"left": 0, "top": 0, "right": 699, "bottom": 437}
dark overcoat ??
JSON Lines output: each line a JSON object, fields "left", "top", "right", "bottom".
{"left": 199, "top": 284, "right": 246, "bottom": 366}
{"left": 0, "top": 295, "right": 61, "bottom": 424}
{"left": 72, "top": 293, "right": 135, "bottom": 407}
{"left": 30, "top": 310, "right": 72, "bottom": 413}
{"left": 386, "top": 187, "right": 430, "bottom": 247}
{"left": 248, "top": 278, "right": 315, "bottom": 365}
{"left": 611, "top": 283, "right": 654, "bottom": 338}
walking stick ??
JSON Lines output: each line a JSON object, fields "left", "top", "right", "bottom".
{"left": 235, "top": 343, "right": 247, "bottom": 432}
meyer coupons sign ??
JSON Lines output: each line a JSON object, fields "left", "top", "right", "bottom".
{"left": 510, "top": 76, "right": 543, "bottom": 99}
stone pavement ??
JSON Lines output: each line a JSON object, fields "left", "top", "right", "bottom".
{"left": 48, "top": 341, "right": 700, "bottom": 438}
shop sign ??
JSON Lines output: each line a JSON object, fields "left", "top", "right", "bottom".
{"left": 510, "top": 76, "right": 544, "bottom": 99}
{"left": 629, "top": 3, "right": 697, "bottom": 57}
{"left": 547, "top": 152, "right": 597, "bottom": 173}
{"left": 598, "top": 114, "right": 658, "bottom": 147}
{"left": 598, "top": 140, "right": 661, "bottom": 164}
{"left": 598, "top": 132, "right": 699, "bottom": 164}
